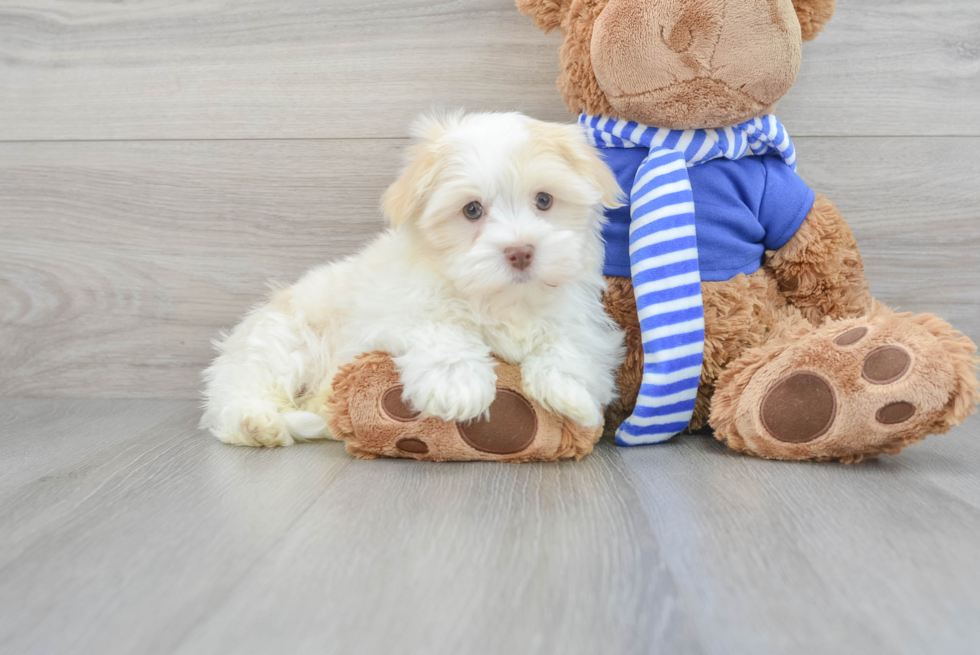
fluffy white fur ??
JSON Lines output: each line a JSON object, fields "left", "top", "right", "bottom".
{"left": 201, "top": 112, "right": 626, "bottom": 447}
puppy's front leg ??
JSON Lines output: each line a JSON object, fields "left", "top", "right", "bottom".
{"left": 392, "top": 324, "right": 498, "bottom": 422}
{"left": 520, "top": 335, "right": 608, "bottom": 429}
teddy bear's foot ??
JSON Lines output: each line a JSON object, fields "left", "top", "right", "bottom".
{"left": 325, "top": 352, "right": 602, "bottom": 462}
{"left": 711, "top": 304, "right": 978, "bottom": 463}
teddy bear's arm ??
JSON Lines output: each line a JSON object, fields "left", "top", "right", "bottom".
{"left": 515, "top": 0, "right": 568, "bottom": 32}
{"left": 765, "top": 194, "right": 872, "bottom": 326}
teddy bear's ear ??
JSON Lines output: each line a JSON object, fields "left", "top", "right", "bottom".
{"left": 792, "top": 0, "right": 837, "bottom": 41}
{"left": 516, "top": 0, "right": 570, "bottom": 33}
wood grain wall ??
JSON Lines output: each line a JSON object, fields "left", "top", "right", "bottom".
{"left": 1, "top": 0, "right": 978, "bottom": 399}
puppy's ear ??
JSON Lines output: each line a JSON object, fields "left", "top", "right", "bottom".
{"left": 792, "top": 0, "right": 836, "bottom": 41}
{"left": 382, "top": 113, "right": 457, "bottom": 228}
{"left": 516, "top": 0, "right": 570, "bottom": 33}
{"left": 555, "top": 124, "right": 624, "bottom": 209}
{"left": 381, "top": 144, "right": 438, "bottom": 229}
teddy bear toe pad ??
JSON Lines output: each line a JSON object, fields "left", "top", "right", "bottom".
{"left": 394, "top": 438, "right": 429, "bottom": 454}
{"left": 862, "top": 346, "right": 912, "bottom": 385}
{"left": 381, "top": 386, "right": 421, "bottom": 422}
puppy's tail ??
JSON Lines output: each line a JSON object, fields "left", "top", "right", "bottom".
{"left": 282, "top": 411, "right": 329, "bottom": 440}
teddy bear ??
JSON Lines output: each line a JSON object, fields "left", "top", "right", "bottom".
{"left": 327, "top": 0, "right": 978, "bottom": 463}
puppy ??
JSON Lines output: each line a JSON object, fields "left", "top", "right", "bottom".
{"left": 201, "top": 111, "right": 625, "bottom": 447}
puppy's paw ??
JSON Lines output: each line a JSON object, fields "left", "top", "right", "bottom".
{"left": 521, "top": 362, "right": 604, "bottom": 428}
{"left": 399, "top": 358, "right": 498, "bottom": 422}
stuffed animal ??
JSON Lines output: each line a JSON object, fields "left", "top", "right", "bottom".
{"left": 329, "top": 0, "right": 978, "bottom": 463}
{"left": 512, "top": 0, "right": 979, "bottom": 461}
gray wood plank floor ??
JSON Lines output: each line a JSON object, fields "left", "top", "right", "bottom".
{"left": 2, "top": 399, "right": 979, "bottom": 655}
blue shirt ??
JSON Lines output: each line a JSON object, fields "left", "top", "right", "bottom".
{"left": 599, "top": 148, "right": 816, "bottom": 281}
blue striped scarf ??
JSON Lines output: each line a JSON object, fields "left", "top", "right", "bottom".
{"left": 580, "top": 114, "right": 799, "bottom": 446}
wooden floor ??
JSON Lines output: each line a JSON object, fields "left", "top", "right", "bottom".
{"left": 2, "top": 399, "right": 980, "bottom": 655}
{"left": 2, "top": 0, "right": 979, "bottom": 653}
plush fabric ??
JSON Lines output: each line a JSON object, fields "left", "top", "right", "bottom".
{"left": 516, "top": 0, "right": 840, "bottom": 126}
{"left": 589, "top": 0, "right": 803, "bottom": 129}
{"left": 582, "top": 113, "right": 805, "bottom": 445}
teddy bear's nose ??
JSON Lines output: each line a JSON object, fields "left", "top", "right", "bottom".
{"left": 504, "top": 245, "right": 535, "bottom": 271}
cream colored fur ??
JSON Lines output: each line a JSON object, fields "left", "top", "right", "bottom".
{"left": 201, "top": 112, "right": 626, "bottom": 447}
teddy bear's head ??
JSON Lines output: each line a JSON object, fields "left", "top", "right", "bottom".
{"left": 518, "top": 0, "right": 836, "bottom": 130}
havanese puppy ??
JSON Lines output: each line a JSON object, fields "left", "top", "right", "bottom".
{"left": 202, "top": 111, "right": 625, "bottom": 447}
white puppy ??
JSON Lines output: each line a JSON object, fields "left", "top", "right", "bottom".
{"left": 201, "top": 112, "right": 625, "bottom": 447}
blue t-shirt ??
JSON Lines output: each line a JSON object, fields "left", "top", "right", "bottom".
{"left": 599, "top": 148, "right": 816, "bottom": 281}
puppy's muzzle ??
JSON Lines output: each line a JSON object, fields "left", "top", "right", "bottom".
{"left": 504, "top": 245, "right": 535, "bottom": 271}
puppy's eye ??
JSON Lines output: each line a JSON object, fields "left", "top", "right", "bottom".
{"left": 463, "top": 201, "right": 484, "bottom": 221}
{"left": 535, "top": 193, "right": 553, "bottom": 211}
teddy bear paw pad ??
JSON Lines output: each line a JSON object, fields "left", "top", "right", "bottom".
{"left": 456, "top": 390, "right": 537, "bottom": 455}
{"left": 760, "top": 372, "right": 836, "bottom": 444}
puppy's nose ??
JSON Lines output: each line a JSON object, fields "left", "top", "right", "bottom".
{"left": 504, "top": 245, "right": 535, "bottom": 271}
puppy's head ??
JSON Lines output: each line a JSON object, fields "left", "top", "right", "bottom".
{"left": 382, "top": 112, "right": 621, "bottom": 302}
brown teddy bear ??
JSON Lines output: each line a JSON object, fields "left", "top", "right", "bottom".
{"left": 328, "top": 0, "right": 978, "bottom": 463}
